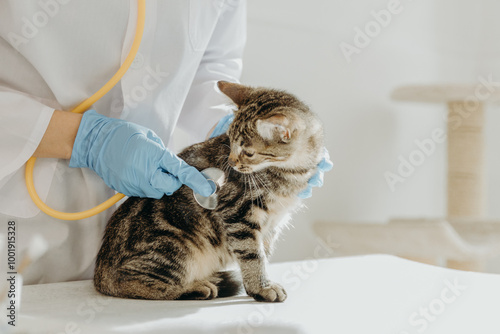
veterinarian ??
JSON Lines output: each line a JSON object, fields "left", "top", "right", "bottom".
{"left": 0, "top": 1, "right": 330, "bottom": 284}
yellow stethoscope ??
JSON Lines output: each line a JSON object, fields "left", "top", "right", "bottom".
{"left": 25, "top": 0, "right": 146, "bottom": 220}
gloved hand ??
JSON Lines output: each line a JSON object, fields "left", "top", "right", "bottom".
{"left": 210, "top": 114, "right": 234, "bottom": 138}
{"left": 298, "top": 148, "right": 333, "bottom": 199}
{"left": 210, "top": 114, "right": 333, "bottom": 198}
{"left": 69, "top": 110, "right": 215, "bottom": 199}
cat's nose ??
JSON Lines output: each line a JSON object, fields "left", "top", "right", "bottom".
{"left": 228, "top": 153, "right": 238, "bottom": 167}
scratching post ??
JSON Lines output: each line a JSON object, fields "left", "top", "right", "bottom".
{"left": 391, "top": 85, "right": 500, "bottom": 271}
{"left": 312, "top": 85, "right": 500, "bottom": 273}
{"left": 447, "top": 101, "right": 485, "bottom": 218}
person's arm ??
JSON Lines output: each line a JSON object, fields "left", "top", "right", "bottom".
{"left": 33, "top": 110, "right": 82, "bottom": 159}
{"left": 0, "top": 92, "right": 214, "bottom": 200}
{"left": 0, "top": 89, "right": 55, "bottom": 183}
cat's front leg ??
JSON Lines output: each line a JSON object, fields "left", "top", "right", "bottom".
{"left": 227, "top": 221, "right": 287, "bottom": 302}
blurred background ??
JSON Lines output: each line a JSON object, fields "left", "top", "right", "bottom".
{"left": 241, "top": 0, "right": 500, "bottom": 272}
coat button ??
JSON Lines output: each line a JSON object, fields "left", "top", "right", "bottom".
{"left": 131, "top": 52, "right": 144, "bottom": 69}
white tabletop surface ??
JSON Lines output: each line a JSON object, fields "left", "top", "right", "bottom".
{"left": 8, "top": 255, "right": 500, "bottom": 334}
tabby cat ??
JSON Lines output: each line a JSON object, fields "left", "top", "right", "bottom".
{"left": 94, "top": 81, "right": 325, "bottom": 302}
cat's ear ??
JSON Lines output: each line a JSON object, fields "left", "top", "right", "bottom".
{"left": 256, "top": 114, "right": 292, "bottom": 143}
{"left": 217, "top": 81, "right": 251, "bottom": 107}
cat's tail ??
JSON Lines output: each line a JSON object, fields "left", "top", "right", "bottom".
{"left": 208, "top": 271, "right": 242, "bottom": 298}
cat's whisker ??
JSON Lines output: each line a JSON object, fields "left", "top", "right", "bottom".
{"left": 216, "top": 154, "right": 230, "bottom": 169}
{"left": 243, "top": 174, "right": 249, "bottom": 204}
{"left": 245, "top": 175, "right": 255, "bottom": 216}
{"left": 257, "top": 178, "right": 270, "bottom": 209}
{"left": 248, "top": 174, "right": 256, "bottom": 199}
{"left": 250, "top": 175, "right": 261, "bottom": 206}
{"left": 246, "top": 174, "right": 256, "bottom": 216}
{"left": 254, "top": 174, "right": 273, "bottom": 202}
{"left": 218, "top": 155, "right": 234, "bottom": 180}
{"left": 250, "top": 173, "right": 265, "bottom": 210}
{"left": 215, "top": 155, "right": 225, "bottom": 165}
{"left": 254, "top": 173, "right": 286, "bottom": 209}
{"left": 222, "top": 160, "right": 231, "bottom": 177}
{"left": 254, "top": 173, "right": 272, "bottom": 194}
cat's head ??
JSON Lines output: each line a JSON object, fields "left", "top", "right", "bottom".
{"left": 218, "top": 81, "right": 324, "bottom": 174}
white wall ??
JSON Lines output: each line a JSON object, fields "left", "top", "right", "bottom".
{"left": 241, "top": 0, "right": 500, "bottom": 271}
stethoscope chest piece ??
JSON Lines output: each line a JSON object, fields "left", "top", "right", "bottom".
{"left": 193, "top": 167, "right": 225, "bottom": 210}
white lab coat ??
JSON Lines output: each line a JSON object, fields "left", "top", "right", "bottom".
{"left": 0, "top": 0, "right": 245, "bottom": 284}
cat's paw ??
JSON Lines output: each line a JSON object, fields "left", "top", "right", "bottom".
{"left": 250, "top": 282, "right": 287, "bottom": 302}
{"left": 179, "top": 280, "right": 218, "bottom": 300}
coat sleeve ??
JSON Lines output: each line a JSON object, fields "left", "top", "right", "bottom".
{"left": 176, "top": 0, "right": 247, "bottom": 143}
{"left": 0, "top": 86, "right": 55, "bottom": 185}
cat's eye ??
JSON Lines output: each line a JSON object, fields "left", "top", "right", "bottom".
{"left": 243, "top": 150, "right": 254, "bottom": 157}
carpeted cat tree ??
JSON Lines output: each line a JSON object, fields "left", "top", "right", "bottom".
{"left": 313, "top": 84, "right": 500, "bottom": 272}
{"left": 393, "top": 85, "right": 487, "bottom": 219}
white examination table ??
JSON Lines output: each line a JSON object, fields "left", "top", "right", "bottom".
{"left": 13, "top": 255, "right": 500, "bottom": 333}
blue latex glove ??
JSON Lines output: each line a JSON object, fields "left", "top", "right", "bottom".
{"left": 210, "top": 114, "right": 333, "bottom": 198}
{"left": 210, "top": 114, "right": 234, "bottom": 138}
{"left": 298, "top": 148, "right": 334, "bottom": 199}
{"left": 69, "top": 110, "right": 215, "bottom": 199}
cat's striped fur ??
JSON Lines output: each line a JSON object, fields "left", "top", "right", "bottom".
{"left": 94, "top": 82, "right": 324, "bottom": 302}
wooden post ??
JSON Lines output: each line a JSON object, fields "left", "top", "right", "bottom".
{"left": 446, "top": 101, "right": 485, "bottom": 271}
{"left": 447, "top": 101, "right": 485, "bottom": 218}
